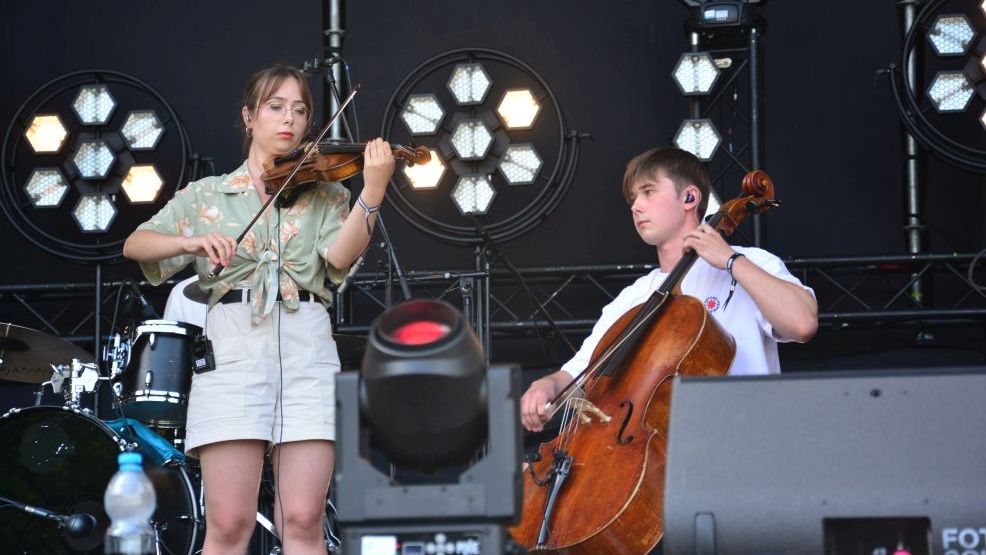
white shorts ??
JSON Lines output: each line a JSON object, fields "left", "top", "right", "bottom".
{"left": 184, "top": 298, "right": 340, "bottom": 457}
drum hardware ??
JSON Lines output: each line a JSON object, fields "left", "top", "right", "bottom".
{"left": 39, "top": 358, "right": 115, "bottom": 407}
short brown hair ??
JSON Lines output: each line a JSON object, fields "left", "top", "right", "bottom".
{"left": 240, "top": 64, "right": 313, "bottom": 150}
{"left": 622, "top": 147, "right": 711, "bottom": 219}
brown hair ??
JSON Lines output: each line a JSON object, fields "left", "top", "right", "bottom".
{"left": 622, "top": 147, "right": 712, "bottom": 219}
{"left": 240, "top": 64, "right": 313, "bottom": 150}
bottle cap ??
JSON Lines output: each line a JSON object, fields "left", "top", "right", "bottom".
{"left": 117, "top": 452, "right": 143, "bottom": 467}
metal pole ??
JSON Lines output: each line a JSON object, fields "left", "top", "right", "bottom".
{"left": 749, "top": 26, "right": 765, "bottom": 247}
{"left": 325, "top": 0, "right": 346, "bottom": 141}
{"left": 900, "top": 0, "right": 927, "bottom": 307}
{"left": 474, "top": 247, "right": 491, "bottom": 362}
{"left": 94, "top": 263, "right": 102, "bottom": 417}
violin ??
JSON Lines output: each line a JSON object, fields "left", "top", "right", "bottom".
{"left": 260, "top": 142, "right": 430, "bottom": 204}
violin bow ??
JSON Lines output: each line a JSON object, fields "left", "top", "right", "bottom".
{"left": 207, "top": 83, "right": 361, "bottom": 279}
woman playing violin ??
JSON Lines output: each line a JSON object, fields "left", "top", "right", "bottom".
{"left": 520, "top": 146, "right": 819, "bottom": 434}
{"left": 123, "top": 63, "right": 394, "bottom": 554}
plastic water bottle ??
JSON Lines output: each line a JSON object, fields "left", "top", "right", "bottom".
{"left": 103, "top": 452, "right": 156, "bottom": 555}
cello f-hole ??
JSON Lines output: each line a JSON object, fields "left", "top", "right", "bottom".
{"left": 617, "top": 400, "right": 634, "bottom": 445}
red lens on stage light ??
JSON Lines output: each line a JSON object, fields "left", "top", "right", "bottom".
{"left": 390, "top": 321, "right": 451, "bottom": 345}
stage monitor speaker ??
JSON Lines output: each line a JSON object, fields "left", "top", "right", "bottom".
{"left": 664, "top": 368, "right": 986, "bottom": 555}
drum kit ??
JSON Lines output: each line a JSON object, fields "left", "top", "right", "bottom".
{"left": 0, "top": 319, "right": 361, "bottom": 554}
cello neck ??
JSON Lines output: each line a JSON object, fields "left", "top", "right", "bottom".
{"left": 656, "top": 210, "right": 726, "bottom": 297}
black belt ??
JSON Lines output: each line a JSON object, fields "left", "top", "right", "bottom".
{"left": 217, "top": 290, "right": 317, "bottom": 304}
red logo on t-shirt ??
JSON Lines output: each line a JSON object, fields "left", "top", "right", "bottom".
{"left": 705, "top": 296, "right": 720, "bottom": 313}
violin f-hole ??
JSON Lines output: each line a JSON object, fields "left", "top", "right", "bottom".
{"left": 616, "top": 400, "right": 634, "bottom": 445}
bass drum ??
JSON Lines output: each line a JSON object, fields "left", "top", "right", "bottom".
{"left": 0, "top": 406, "right": 201, "bottom": 554}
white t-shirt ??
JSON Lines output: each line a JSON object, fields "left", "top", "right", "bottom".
{"left": 163, "top": 275, "right": 207, "bottom": 328}
{"left": 560, "top": 247, "right": 814, "bottom": 378}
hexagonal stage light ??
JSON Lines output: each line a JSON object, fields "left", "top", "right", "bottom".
{"left": 72, "top": 193, "right": 117, "bottom": 233}
{"left": 927, "top": 71, "right": 974, "bottom": 113}
{"left": 72, "top": 84, "right": 116, "bottom": 126}
{"left": 24, "top": 114, "right": 69, "bottom": 154}
{"left": 451, "top": 175, "right": 496, "bottom": 215}
{"left": 400, "top": 94, "right": 445, "bottom": 135}
{"left": 120, "top": 110, "right": 165, "bottom": 150}
{"left": 496, "top": 89, "right": 541, "bottom": 129}
{"left": 674, "top": 119, "right": 722, "bottom": 161}
{"left": 447, "top": 63, "right": 491, "bottom": 105}
{"left": 403, "top": 149, "right": 446, "bottom": 190}
{"left": 672, "top": 52, "right": 721, "bottom": 95}
{"left": 927, "top": 14, "right": 975, "bottom": 57}
{"left": 23, "top": 168, "right": 69, "bottom": 208}
{"left": 71, "top": 138, "right": 117, "bottom": 180}
{"left": 498, "top": 144, "right": 542, "bottom": 185}
{"left": 121, "top": 164, "right": 164, "bottom": 203}
{"left": 449, "top": 119, "right": 494, "bottom": 161}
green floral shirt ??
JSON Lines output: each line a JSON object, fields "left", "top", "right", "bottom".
{"left": 136, "top": 161, "right": 351, "bottom": 325}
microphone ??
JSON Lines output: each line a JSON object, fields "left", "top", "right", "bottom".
{"left": 301, "top": 55, "right": 344, "bottom": 74}
{"left": 336, "top": 254, "right": 365, "bottom": 295}
{"left": 0, "top": 495, "right": 97, "bottom": 540}
{"left": 128, "top": 280, "right": 159, "bottom": 319}
{"left": 62, "top": 513, "right": 98, "bottom": 539}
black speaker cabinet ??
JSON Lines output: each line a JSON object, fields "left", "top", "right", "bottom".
{"left": 664, "top": 368, "right": 986, "bottom": 555}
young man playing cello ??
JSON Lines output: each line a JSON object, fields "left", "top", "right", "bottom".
{"left": 520, "top": 146, "right": 818, "bottom": 434}
{"left": 514, "top": 147, "right": 817, "bottom": 554}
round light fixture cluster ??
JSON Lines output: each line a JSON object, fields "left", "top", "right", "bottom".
{"left": 1, "top": 70, "right": 191, "bottom": 262}
{"left": 381, "top": 48, "right": 583, "bottom": 246}
{"left": 887, "top": 0, "right": 986, "bottom": 174}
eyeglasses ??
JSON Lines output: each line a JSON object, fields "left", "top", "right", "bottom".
{"left": 261, "top": 100, "right": 310, "bottom": 122}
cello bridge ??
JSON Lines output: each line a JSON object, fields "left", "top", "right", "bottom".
{"left": 567, "top": 398, "right": 612, "bottom": 425}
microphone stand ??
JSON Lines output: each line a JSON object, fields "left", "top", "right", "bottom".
{"left": 375, "top": 214, "right": 412, "bottom": 303}
{"left": 0, "top": 494, "right": 97, "bottom": 541}
{"left": 470, "top": 217, "right": 576, "bottom": 356}
{"left": 314, "top": 56, "right": 413, "bottom": 305}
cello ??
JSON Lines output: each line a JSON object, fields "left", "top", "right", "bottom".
{"left": 509, "top": 170, "right": 780, "bottom": 554}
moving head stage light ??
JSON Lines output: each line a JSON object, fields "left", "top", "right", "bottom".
{"left": 335, "top": 300, "right": 522, "bottom": 555}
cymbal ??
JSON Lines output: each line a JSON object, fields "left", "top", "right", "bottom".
{"left": 0, "top": 322, "right": 96, "bottom": 384}
{"left": 333, "top": 334, "right": 366, "bottom": 369}
{"left": 182, "top": 280, "right": 210, "bottom": 304}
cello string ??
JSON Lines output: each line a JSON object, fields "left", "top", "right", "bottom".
{"left": 550, "top": 195, "right": 743, "bottom": 448}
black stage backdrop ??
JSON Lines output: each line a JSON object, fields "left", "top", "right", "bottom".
{"left": 1, "top": 0, "right": 985, "bottom": 411}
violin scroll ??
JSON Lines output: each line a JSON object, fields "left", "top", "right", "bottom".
{"left": 396, "top": 144, "right": 431, "bottom": 166}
